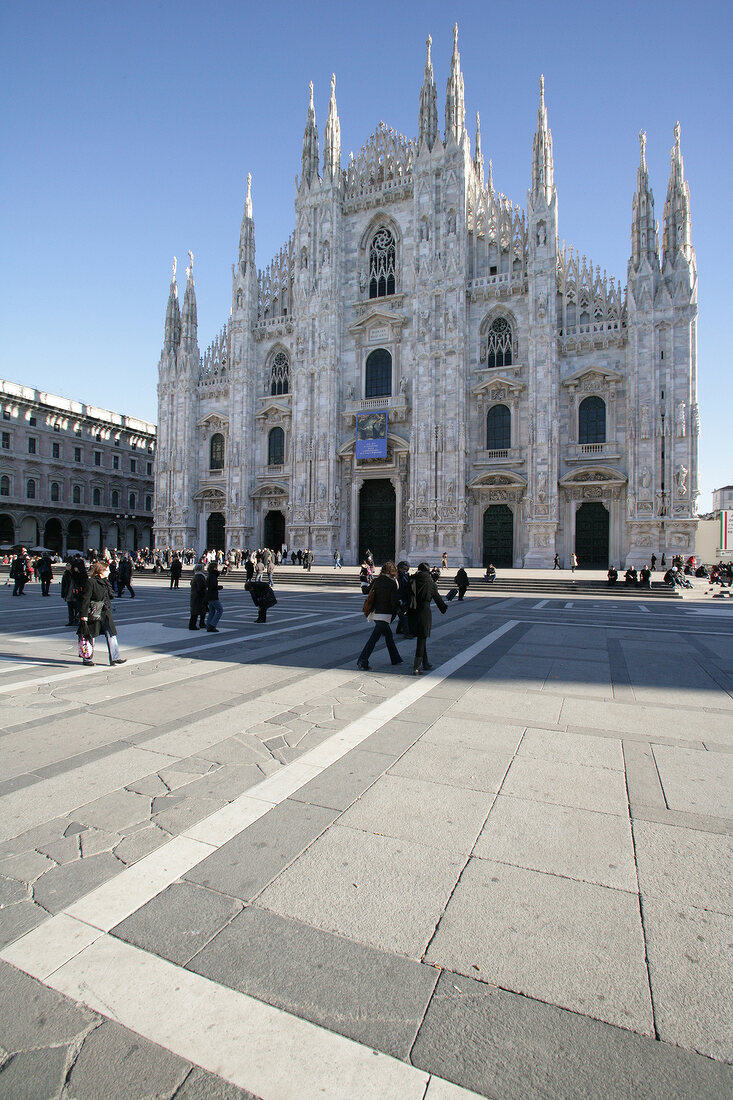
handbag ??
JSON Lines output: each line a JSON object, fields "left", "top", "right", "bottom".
{"left": 77, "top": 622, "right": 94, "bottom": 661}
{"left": 88, "top": 599, "right": 105, "bottom": 623}
{"left": 362, "top": 587, "right": 376, "bottom": 617}
{"left": 261, "top": 588, "right": 277, "bottom": 609}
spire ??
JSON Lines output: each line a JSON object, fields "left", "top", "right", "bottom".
{"left": 301, "top": 81, "right": 320, "bottom": 187}
{"left": 323, "top": 73, "right": 341, "bottom": 181}
{"left": 238, "top": 173, "right": 255, "bottom": 273}
{"left": 630, "top": 130, "right": 659, "bottom": 270}
{"left": 487, "top": 157, "right": 494, "bottom": 195}
{"left": 418, "top": 34, "right": 438, "bottom": 151}
{"left": 181, "top": 250, "right": 198, "bottom": 351}
{"left": 663, "top": 121, "right": 693, "bottom": 262}
{"left": 164, "top": 256, "right": 181, "bottom": 352}
{"left": 531, "top": 74, "right": 554, "bottom": 204}
{"left": 444, "top": 23, "right": 466, "bottom": 145}
{"left": 474, "top": 111, "right": 484, "bottom": 186}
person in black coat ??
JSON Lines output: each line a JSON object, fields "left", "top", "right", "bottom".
{"left": 394, "top": 560, "right": 414, "bottom": 638}
{"left": 117, "top": 555, "right": 135, "bottom": 598}
{"left": 454, "top": 566, "right": 469, "bottom": 601}
{"left": 170, "top": 555, "right": 183, "bottom": 589}
{"left": 408, "top": 562, "right": 447, "bottom": 676}
{"left": 189, "top": 563, "right": 207, "bottom": 629}
{"left": 205, "top": 562, "right": 224, "bottom": 631}
{"left": 245, "top": 578, "right": 274, "bottom": 623}
{"left": 357, "top": 562, "right": 402, "bottom": 670}
{"left": 37, "top": 553, "right": 53, "bottom": 597}
{"left": 79, "top": 560, "right": 125, "bottom": 666}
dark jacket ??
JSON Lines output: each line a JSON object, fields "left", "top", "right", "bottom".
{"left": 248, "top": 580, "right": 271, "bottom": 607}
{"left": 190, "top": 571, "right": 207, "bottom": 613}
{"left": 408, "top": 566, "right": 447, "bottom": 638}
{"left": 206, "top": 567, "right": 223, "bottom": 600}
{"left": 80, "top": 576, "right": 117, "bottom": 638}
{"left": 368, "top": 574, "right": 399, "bottom": 618}
{"left": 118, "top": 558, "right": 132, "bottom": 584}
{"left": 454, "top": 568, "right": 469, "bottom": 591}
{"left": 170, "top": 559, "right": 183, "bottom": 579}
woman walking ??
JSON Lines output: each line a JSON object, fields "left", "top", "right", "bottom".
{"left": 356, "top": 562, "right": 402, "bottom": 671}
{"left": 408, "top": 562, "right": 448, "bottom": 676}
{"left": 189, "top": 562, "right": 207, "bottom": 629}
{"left": 79, "top": 560, "right": 126, "bottom": 667}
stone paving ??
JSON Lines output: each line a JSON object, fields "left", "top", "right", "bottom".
{"left": 0, "top": 577, "right": 731, "bottom": 1098}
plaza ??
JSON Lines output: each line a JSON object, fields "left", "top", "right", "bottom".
{"left": 0, "top": 573, "right": 730, "bottom": 1098}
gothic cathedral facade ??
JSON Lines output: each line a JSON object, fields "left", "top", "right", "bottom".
{"left": 155, "top": 27, "right": 699, "bottom": 567}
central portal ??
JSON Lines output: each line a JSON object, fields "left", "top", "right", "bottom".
{"left": 358, "top": 479, "right": 395, "bottom": 565}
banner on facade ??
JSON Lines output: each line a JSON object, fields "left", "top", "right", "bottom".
{"left": 355, "top": 410, "right": 388, "bottom": 459}
{"left": 721, "top": 511, "right": 733, "bottom": 552}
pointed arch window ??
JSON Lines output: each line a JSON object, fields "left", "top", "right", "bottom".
{"left": 210, "top": 433, "right": 225, "bottom": 471}
{"left": 579, "top": 396, "right": 606, "bottom": 444}
{"left": 486, "top": 317, "right": 513, "bottom": 368}
{"left": 369, "top": 228, "right": 396, "bottom": 298}
{"left": 269, "top": 351, "right": 290, "bottom": 396}
{"left": 486, "top": 404, "right": 511, "bottom": 450}
{"left": 268, "top": 426, "right": 285, "bottom": 466}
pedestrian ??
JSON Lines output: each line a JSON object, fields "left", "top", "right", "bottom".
{"left": 189, "top": 563, "right": 207, "bottom": 629}
{"left": 244, "top": 556, "right": 255, "bottom": 582}
{"left": 454, "top": 566, "right": 469, "bottom": 601}
{"left": 245, "top": 578, "right": 275, "bottom": 623}
{"left": 365, "top": 548, "right": 374, "bottom": 569}
{"left": 304, "top": 549, "right": 313, "bottom": 571}
{"left": 441, "top": 551, "right": 448, "bottom": 571}
{"left": 170, "top": 555, "right": 183, "bottom": 589}
{"left": 357, "top": 562, "right": 402, "bottom": 671}
{"left": 333, "top": 549, "right": 342, "bottom": 569}
{"left": 297, "top": 549, "right": 303, "bottom": 566}
{"left": 37, "top": 553, "right": 53, "bottom": 596}
{"left": 553, "top": 553, "right": 560, "bottom": 569}
{"left": 650, "top": 553, "right": 657, "bottom": 572}
{"left": 68, "top": 555, "right": 88, "bottom": 622}
{"left": 117, "top": 554, "right": 135, "bottom": 598}
{"left": 60, "top": 562, "right": 78, "bottom": 624}
{"left": 79, "top": 560, "right": 126, "bottom": 667}
{"left": 205, "top": 561, "right": 224, "bottom": 632}
{"left": 484, "top": 562, "right": 497, "bottom": 583}
{"left": 394, "top": 560, "right": 415, "bottom": 638}
{"left": 10, "top": 551, "right": 29, "bottom": 596}
{"left": 291, "top": 550, "right": 297, "bottom": 566}
{"left": 408, "top": 562, "right": 448, "bottom": 676}
{"left": 570, "top": 552, "right": 578, "bottom": 574}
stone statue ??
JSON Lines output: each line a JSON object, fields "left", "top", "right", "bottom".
{"left": 640, "top": 405, "right": 651, "bottom": 440}
{"left": 640, "top": 465, "right": 651, "bottom": 489}
{"left": 172, "top": 256, "right": 177, "bottom": 280}
{"left": 676, "top": 402, "right": 686, "bottom": 438}
{"left": 399, "top": 375, "right": 408, "bottom": 395}
{"left": 346, "top": 381, "right": 354, "bottom": 400}
{"left": 676, "top": 464, "right": 688, "bottom": 494}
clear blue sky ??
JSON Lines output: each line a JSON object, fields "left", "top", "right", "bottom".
{"left": 1, "top": 0, "right": 729, "bottom": 509}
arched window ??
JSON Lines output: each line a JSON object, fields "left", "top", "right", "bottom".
{"left": 268, "top": 426, "right": 284, "bottom": 466}
{"left": 50, "top": 482, "right": 59, "bottom": 502}
{"left": 72, "top": 485, "right": 81, "bottom": 504}
{"left": 210, "top": 433, "right": 225, "bottom": 470}
{"left": 269, "top": 351, "right": 290, "bottom": 396}
{"left": 93, "top": 487, "right": 101, "bottom": 507}
{"left": 129, "top": 493, "right": 137, "bottom": 510}
{"left": 111, "top": 490, "right": 119, "bottom": 509}
{"left": 365, "top": 349, "right": 392, "bottom": 399}
{"left": 369, "top": 228, "right": 396, "bottom": 298}
{"left": 486, "top": 317, "right": 513, "bottom": 368}
{"left": 579, "top": 396, "right": 606, "bottom": 444}
{"left": 145, "top": 495, "right": 152, "bottom": 512}
{"left": 0, "top": 476, "right": 9, "bottom": 497}
{"left": 486, "top": 404, "right": 511, "bottom": 450}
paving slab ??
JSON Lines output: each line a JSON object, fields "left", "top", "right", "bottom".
{"left": 500, "top": 755, "right": 629, "bottom": 815}
{"left": 188, "top": 905, "right": 438, "bottom": 1060}
{"left": 560, "top": 696, "right": 733, "bottom": 742}
{"left": 411, "top": 970, "right": 733, "bottom": 1100}
{"left": 113, "top": 881, "right": 243, "bottom": 965}
{"left": 389, "top": 740, "right": 513, "bottom": 794}
{"left": 652, "top": 744, "right": 733, "bottom": 818}
{"left": 0, "top": 959, "right": 97, "bottom": 1050}
{"left": 633, "top": 819, "right": 733, "bottom": 913}
{"left": 153, "top": 794, "right": 230, "bottom": 835}
{"left": 289, "top": 748, "right": 393, "bottom": 811}
{"left": 173, "top": 1066, "right": 261, "bottom": 1099}
{"left": 73, "top": 787, "right": 152, "bottom": 831}
{"left": 474, "top": 795, "right": 637, "bottom": 891}
{"left": 66, "top": 1018, "right": 190, "bottom": 1100}
{"left": 359, "top": 718, "right": 424, "bottom": 757}
{"left": 0, "top": 1043, "right": 69, "bottom": 1100}
{"left": 0, "top": 851, "right": 53, "bottom": 884}
{"left": 258, "top": 824, "right": 464, "bottom": 958}
{"left": 426, "top": 857, "right": 653, "bottom": 1034}
{"left": 422, "top": 714, "right": 524, "bottom": 755}
{"left": 0, "top": 713, "right": 150, "bottom": 782}
{"left": 450, "top": 689, "right": 563, "bottom": 726}
{"left": 0, "top": 900, "right": 49, "bottom": 949}
{"left": 643, "top": 896, "right": 733, "bottom": 1062}
{"left": 32, "top": 852, "right": 123, "bottom": 914}
{"left": 340, "top": 773, "right": 492, "bottom": 855}
{"left": 113, "top": 824, "right": 171, "bottom": 865}
{"left": 186, "top": 799, "right": 338, "bottom": 902}
{"left": 518, "top": 726, "right": 624, "bottom": 770}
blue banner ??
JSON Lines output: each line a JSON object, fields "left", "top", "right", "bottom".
{"left": 355, "top": 410, "right": 388, "bottom": 459}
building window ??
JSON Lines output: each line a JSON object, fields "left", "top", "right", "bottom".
{"left": 52, "top": 441, "right": 60, "bottom": 458}
{"left": 0, "top": 476, "right": 9, "bottom": 497}
{"left": 1, "top": 432, "right": 9, "bottom": 450}
{"left": 146, "top": 461, "right": 152, "bottom": 476}
{"left": 129, "top": 492, "right": 136, "bottom": 510}
{"left": 578, "top": 396, "right": 606, "bottom": 444}
{"left": 131, "top": 441, "right": 137, "bottom": 450}
{"left": 365, "top": 348, "right": 392, "bottom": 398}
{"left": 113, "top": 455, "right": 119, "bottom": 470}
{"left": 486, "top": 404, "right": 511, "bottom": 450}
{"left": 75, "top": 426, "right": 82, "bottom": 437}
{"left": 268, "top": 426, "right": 284, "bottom": 466}
{"left": 111, "top": 490, "right": 119, "bottom": 508}
{"left": 72, "top": 485, "right": 81, "bottom": 504}
{"left": 145, "top": 495, "right": 152, "bottom": 512}
{"left": 28, "top": 438, "right": 36, "bottom": 454}
{"left": 130, "top": 458, "right": 137, "bottom": 473}
{"left": 96, "top": 433, "right": 102, "bottom": 442}
{"left": 53, "top": 422, "right": 60, "bottom": 432}
{"left": 114, "top": 437, "right": 120, "bottom": 447}
{"left": 27, "top": 479, "right": 36, "bottom": 500}
{"left": 29, "top": 415, "right": 37, "bottom": 426}
{"left": 269, "top": 351, "right": 290, "bottom": 396}
{"left": 74, "top": 447, "right": 82, "bottom": 462}
{"left": 50, "top": 482, "right": 59, "bottom": 501}
{"left": 486, "top": 317, "right": 513, "bottom": 369}
{"left": 210, "top": 434, "right": 225, "bottom": 470}
{"left": 93, "top": 487, "right": 101, "bottom": 506}
{"left": 368, "top": 227, "right": 396, "bottom": 298}
{"left": 2, "top": 409, "right": 10, "bottom": 421}
{"left": 94, "top": 451, "right": 102, "bottom": 466}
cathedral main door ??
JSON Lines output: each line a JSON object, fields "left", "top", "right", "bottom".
{"left": 575, "top": 501, "right": 609, "bottom": 568}
{"left": 359, "top": 479, "right": 395, "bottom": 565}
{"left": 483, "top": 504, "right": 513, "bottom": 568}
{"left": 264, "top": 510, "right": 285, "bottom": 551}
{"left": 207, "top": 512, "right": 225, "bottom": 552}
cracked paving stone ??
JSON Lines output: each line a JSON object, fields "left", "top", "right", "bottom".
{"left": 79, "top": 828, "right": 122, "bottom": 858}
{"left": 67, "top": 1019, "right": 189, "bottom": 1100}
{"left": 0, "top": 961, "right": 97, "bottom": 1049}
{"left": 0, "top": 900, "right": 48, "bottom": 949}
{"left": 0, "top": 877, "right": 28, "bottom": 907}
{"left": 0, "top": 1043, "right": 69, "bottom": 1099}
{"left": 0, "top": 851, "right": 54, "bottom": 884}
{"left": 125, "top": 774, "right": 170, "bottom": 797}
{"left": 173, "top": 1065, "right": 261, "bottom": 1099}
{"left": 63, "top": 822, "right": 87, "bottom": 837}
{"left": 36, "top": 836, "right": 80, "bottom": 865}
{"left": 156, "top": 767, "right": 210, "bottom": 791}
{"left": 74, "top": 788, "right": 152, "bottom": 832}
{"left": 113, "top": 825, "right": 171, "bottom": 865}
{"left": 197, "top": 738, "right": 269, "bottom": 767}
{"left": 0, "top": 821, "right": 69, "bottom": 863}
{"left": 153, "top": 795, "right": 227, "bottom": 835}
{"left": 32, "top": 852, "right": 123, "bottom": 914}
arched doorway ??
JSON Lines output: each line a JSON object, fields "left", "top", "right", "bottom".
{"left": 126, "top": 525, "right": 138, "bottom": 553}
{"left": 67, "top": 519, "right": 84, "bottom": 552}
{"left": 575, "top": 502, "right": 609, "bottom": 567}
{"left": 359, "top": 479, "right": 395, "bottom": 564}
{"left": 88, "top": 522, "right": 102, "bottom": 554}
{"left": 263, "top": 510, "right": 285, "bottom": 550}
{"left": 0, "top": 514, "right": 14, "bottom": 546}
{"left": 207, "top": 512, "right": 225, "bottom": 551}
{"left": 19, "top": 517, "right": 39, "bottom": 548}
{"left": 44, "top": 518, "right": 63, "bottom": 555}
{"left": 483, "top": 504, "right": 513, "bottom": 568}
{"left": 107, "top": 524, "right": 120, "bottom": 550}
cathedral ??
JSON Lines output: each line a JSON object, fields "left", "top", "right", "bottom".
{"left": 154, "top": 26, "right": 699, "bottom": 568}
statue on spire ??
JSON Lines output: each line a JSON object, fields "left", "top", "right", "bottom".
{"left": 172, "top": 256, "right": 177, "bottom": 281}
{"left": 323, "top": 72, "right": 341, "bottom": 180}
{"left": 301, "top": 80, "right": 320, "bottom": 186}
{"left": 444, "top": 23, "right": 466, "bottom": 145}
{"left": 474, "top": 111, "right": 484, "bottom": 186}
{"left": 418, "top": 33, "right": 438, "bottom": 151}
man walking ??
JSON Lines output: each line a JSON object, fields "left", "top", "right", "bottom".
{"left": 117, "top": 554, "right": 135, "bottom": 598}
{"left": 205, "top": 561, "right": 223, "bottom": 632}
